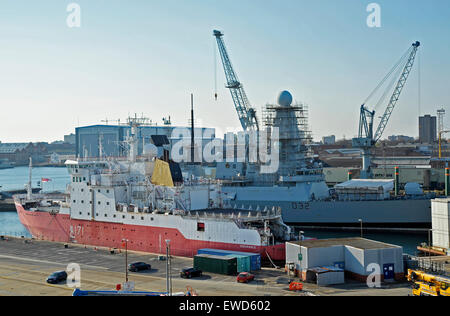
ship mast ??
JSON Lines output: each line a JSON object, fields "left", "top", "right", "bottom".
{"left": 27, "top": 157, "right": 32, "bottom": 200}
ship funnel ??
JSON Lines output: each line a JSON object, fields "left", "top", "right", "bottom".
{"left": 256, "top": 205, "right": 261, "bottom": 211}
{"left": 248, "top": 212, "right": 252, "bottom": 218}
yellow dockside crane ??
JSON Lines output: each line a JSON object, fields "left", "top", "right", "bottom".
{"left": 407, "top": 269, "right": 450, "bottom": 296}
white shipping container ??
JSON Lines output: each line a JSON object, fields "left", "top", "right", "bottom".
{"left": 432, "top": 199, "right": 450, "bottom": 249}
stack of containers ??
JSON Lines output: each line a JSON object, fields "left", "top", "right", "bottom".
{"left": 197, "top": 249, "right": 261, "bottom": 272}
{"left": 194, "top": 254, "right": 237, "bottom": 275}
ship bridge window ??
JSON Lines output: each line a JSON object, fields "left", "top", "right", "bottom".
{"left": 197, "top": 223, "right": 205, "bottom": 232}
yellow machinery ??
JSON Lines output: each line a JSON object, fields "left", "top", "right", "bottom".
{"left": 408, "top": 269, "right": 450, "bottom": 296}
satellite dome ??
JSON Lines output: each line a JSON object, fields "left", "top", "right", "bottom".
{"left": 143, "top": 144, "right": 158, "bottom": 158}
{"left": 277, "top": 90, "right": 293, "bottom": 107}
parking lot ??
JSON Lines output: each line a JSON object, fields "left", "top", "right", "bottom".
{"left": 0, "top": 237, "right": 412, "bottom": 296}
{"left": 0, "top": 237, "right": 305, "bottom": 296}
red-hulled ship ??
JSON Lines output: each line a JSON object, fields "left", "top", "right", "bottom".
{"left": 14, "top": 123, "right": 295, "bottom": 261}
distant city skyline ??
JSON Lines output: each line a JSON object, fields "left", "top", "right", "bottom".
{"left": 0, "top": 0, "right": 449, "bottom": 143}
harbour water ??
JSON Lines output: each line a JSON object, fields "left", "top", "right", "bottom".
{"left": 0, "top": 167, "right": 427, "bottom": 255}
{"left": 0, "top": 212, "right": 31, "bottom": 238}
{"left": 0, "top": 166, "right": 69, "bottom": 192}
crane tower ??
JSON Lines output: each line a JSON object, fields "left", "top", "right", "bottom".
{"left": 352, "top": 41, "right": 421, "bottom": 179}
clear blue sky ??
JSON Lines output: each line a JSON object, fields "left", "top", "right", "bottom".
{"left": 0, "top": 0, "right": 449, "bottom": 142}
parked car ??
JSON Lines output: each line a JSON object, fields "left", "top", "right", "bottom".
{"left": 180, "top": 268, "right": 203, "bottom": 279}
{"left": 237, "top": 272, "right": 255, "bottom": 283}
{"left": 46, "top": 271, "right": 68, "bottom": 284}
{"left": 128, "top": 262, "right": 151, "bottom": 272}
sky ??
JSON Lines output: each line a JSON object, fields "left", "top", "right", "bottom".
{"left": 0, "top": 0, "right": 449, "bottom": 143}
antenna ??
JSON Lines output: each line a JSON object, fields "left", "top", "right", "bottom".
{"left": 191, "top": 94, "right": 195, "bottom": 164}
{"left": 438, "top": 108, "right": 446, "bottom": 134}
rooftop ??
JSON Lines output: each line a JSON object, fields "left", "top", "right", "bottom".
{"left": 288, "top": 237, "right": 402, "bottom": 250}
{"left": 0, "top": 143, "right": 29, "bottom": 154}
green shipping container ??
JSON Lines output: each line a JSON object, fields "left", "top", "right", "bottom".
{"left": 194, "top": 254, "right": 237, "bottom": 275}
{"left": 226, "top": 255, "right": 251, "bottom": 273}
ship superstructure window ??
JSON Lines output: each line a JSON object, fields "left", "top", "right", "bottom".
{"left": 197, "top": 223, "right": 205, "bottom": 232}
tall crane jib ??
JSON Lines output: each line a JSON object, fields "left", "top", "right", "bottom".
{"left": 213, "top": 30, "right": 259, "bottom": 132}
{"left": 352, "top": 41, "right": 421, "bottom": 179}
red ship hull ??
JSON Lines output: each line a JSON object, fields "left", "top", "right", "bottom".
{"left": 15, "top": 202, "right": 286, "bottom": 261}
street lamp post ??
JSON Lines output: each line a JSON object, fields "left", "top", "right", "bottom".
{"left": 122, "top": 239, "right": 129, "bottom": 283}
{"left": 166, "top": 239, "right": 172, "bottom": 296}
{"left": 358, "top": 219, "right": 363, "bottom": 238}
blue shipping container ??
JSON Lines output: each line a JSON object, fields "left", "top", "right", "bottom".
{"left": 197, "top": 249, "right": 261, "bottom": 271}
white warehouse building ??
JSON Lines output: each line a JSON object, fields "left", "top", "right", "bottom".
{"left": 431, "top": 198, "right": 450, "bottom": 254}
{"left": 286, "top": 238, "right": 405, "bottom": 284}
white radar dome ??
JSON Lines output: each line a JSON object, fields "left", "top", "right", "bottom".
{"left": 277, "top": 90, "right": 293, "bottom": 107}
{"left": 143, "top": 144, "right": 158, "bottom": 158}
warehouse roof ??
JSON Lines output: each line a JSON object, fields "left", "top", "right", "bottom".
{"left": 432, "top": 198, "right": 450, "bottom": 204}
{"left": 288, "top": 238, "right": 401, "bottom": 250}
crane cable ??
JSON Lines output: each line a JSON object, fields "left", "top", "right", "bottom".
{"left": 363, "top": 46, "right": 413, "bottom": 108}
{"left": 418, "top": 48, "right": 422, "bottom": 117}
{"left": 214, "top": 38, "right": 218, "bottom": 101}
{"left": 374, "top": 60, "right": 404, "bottom": 111}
